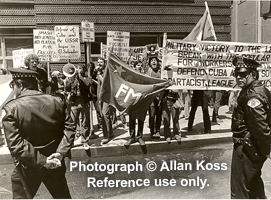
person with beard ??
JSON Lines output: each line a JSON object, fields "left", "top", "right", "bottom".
{"left": 96, "top": 57, "right": 116, "bottom": 144}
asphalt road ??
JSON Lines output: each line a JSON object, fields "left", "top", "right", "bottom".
{"left": 0, "top": 142, "right": 270, "bottom": 199}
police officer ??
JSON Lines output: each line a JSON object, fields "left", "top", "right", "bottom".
{"left": 231, "top": 56, "right": 271, "bottom": 199}
{"left": 1, "top": 68, "right": 75, "bottom": 199}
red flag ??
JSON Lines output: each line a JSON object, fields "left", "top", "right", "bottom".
{"left": 183, "top": 4, "right": 217, "bottom": 41}
{"left": 99, "top": 53, "right": 169, "bottom": 120}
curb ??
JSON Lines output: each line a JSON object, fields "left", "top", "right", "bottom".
{"left": 71, "top": 132, "right": 232, "bottom": 159}
{"left": 0, "top": 132, "right": 232, "bottom": 165}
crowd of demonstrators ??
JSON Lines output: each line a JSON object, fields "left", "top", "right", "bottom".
{"left": 2, "top": 52, "right": 271, "bottom": 198}
{"left": 0, "top": 52, "right": 246, "bottom": 150}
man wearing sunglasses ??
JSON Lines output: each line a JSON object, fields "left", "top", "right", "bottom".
{"left": 231, "top": 56, "right": 271, "bottom": 199}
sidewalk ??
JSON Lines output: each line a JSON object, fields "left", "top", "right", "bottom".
{"left": 0, "top": 105, "right": 233, "bottom": 164}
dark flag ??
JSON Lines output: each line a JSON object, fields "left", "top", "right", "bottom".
{"left": 99, "top": 53, "right": 169, "bottom": 121}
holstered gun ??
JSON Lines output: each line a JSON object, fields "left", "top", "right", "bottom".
{"left": 233, "top": 132, "right": 260, "bottom": 161}
{"left": 242, "top": 139, "right": 260, "bottom": 161}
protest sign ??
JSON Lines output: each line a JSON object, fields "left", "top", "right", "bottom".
{"left": 162, "top": 39, "right": 271, "bottom": 90}
{"left": 33, "top": 29, "right": 58, "bottom": 62}
{"left": 54, "top": 25, "right": 81, "bottom": 59}
{"left": 12, "top": 49, "right": 34, "bottom": 68}
{"left": 81, "top": 21, "right": 95, "bottom": 43}
{"left": 107, "top": 31, "right": 130, "bottom": 61}
{"left": 101, "top": 44, "right": 162, "bottom": 67}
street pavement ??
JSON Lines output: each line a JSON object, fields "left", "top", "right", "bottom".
{"left": 0, "top": 142, "right": 270, "bottom": 199}
{"left": 0, "top": 101, "right": 233, "bottom": 164}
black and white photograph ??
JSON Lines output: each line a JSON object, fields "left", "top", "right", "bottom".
{"left": 0, "top": 0, "right": 271, "bottom": 199}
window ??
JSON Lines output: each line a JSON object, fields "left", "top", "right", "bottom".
{"left": 0, "top": 37, "right": 33, "bottom": 69}
{"left": 5, "top": 38, "right": 33, "bottom": 56}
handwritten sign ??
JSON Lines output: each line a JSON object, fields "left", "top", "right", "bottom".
{"left": 162, "top": 39, "right": 271, "bottom": 90}
{"left": 33, "top": 29, "right": 58, "bottom": 61}
{"left": 107, "top": 31, "right": 130, "bottom": 61}
{"left": 12, "top": 49, "right": 34, "bottom": 68}
{"left": 81, "top": 21, "right": 95, "bottom": 42}
{"left": 54, "top": 26, "right": 81, "bottom": 59}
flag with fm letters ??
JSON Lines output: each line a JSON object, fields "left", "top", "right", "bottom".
{"left": 99, "top": 53, "right": 169, "bottom": 120}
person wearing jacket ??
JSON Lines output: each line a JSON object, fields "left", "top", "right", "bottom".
{"left": 1, "top": 67, "right": 75, "bottom": 199}
{"left": 64, "top": 63, "right": 98, "bottom": 150}
{"left": 231, "top": 56, "right": 271, "bottom": 199}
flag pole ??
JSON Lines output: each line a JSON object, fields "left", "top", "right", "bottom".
{"left": 204, "top": 1, "right": 217, "bottom": 41}
{"left": 86, "top": 41, "right": 94, "bottom": 135}
{"left": 161, "top": 32, "right": 167, "bottom": 73}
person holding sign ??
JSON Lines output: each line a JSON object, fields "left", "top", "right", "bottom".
{"left": 231, "top": 56, "right": 271, "bottom": 199}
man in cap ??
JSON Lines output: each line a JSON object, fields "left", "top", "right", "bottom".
{"left": 1, "top": 67, "right": 75, "bottom": 199}
{"left": 231, "top": 56, "right": 271, "bottom": 199}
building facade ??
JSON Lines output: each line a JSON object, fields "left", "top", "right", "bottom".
{"left": 0, "top": 0, "right": 231, "bottom": 71}
{"left": 231, "top": 0, "right": 271, "bottom": 44}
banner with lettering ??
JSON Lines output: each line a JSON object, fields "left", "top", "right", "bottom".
{"left": 162, "top": 39, "right": 271, "bottom": 90}
{"left": 33, "top": 29, "right": 58, "bottom": 62}
{"left": 101, "top": 44, "right": 163, "bottom": 67}
{"left": 12, "top": 49, "right": 34, "bottom": 68}
{"left": 100, "top": 52, "right": 169, "bottom": 121}
{"left": 54, "top": 26, "right": 81, "bottom": 59}
{"left": 107, "top": 31, "right": 130, "bottom": 62}
{"left": 81, "top": 21, "right": 95, "bottom": 42}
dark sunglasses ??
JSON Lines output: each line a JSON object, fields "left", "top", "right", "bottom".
{"left": 233, "top": 71, "right": 249, "bottom": 78}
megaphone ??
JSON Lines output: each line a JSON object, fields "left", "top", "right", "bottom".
{"left": 63, "top": 63, "right": 76, "bottom": 77}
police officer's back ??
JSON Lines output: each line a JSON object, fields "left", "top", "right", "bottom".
{"left": 2, "top": 68, "right": 75, "bottom": 199}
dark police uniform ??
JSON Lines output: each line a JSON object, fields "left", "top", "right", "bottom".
{"left": 231, "top": 57, "right": 271, "bottom": 199}
{"left": 2, "top": 68, "right": 75, "bottom": 199}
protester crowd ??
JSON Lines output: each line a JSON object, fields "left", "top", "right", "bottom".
{"left": 0, "top": 53, "right": 239, "bottom": 150}
{"left": 1, "top": 52, "right": 270, "bottom": 199}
